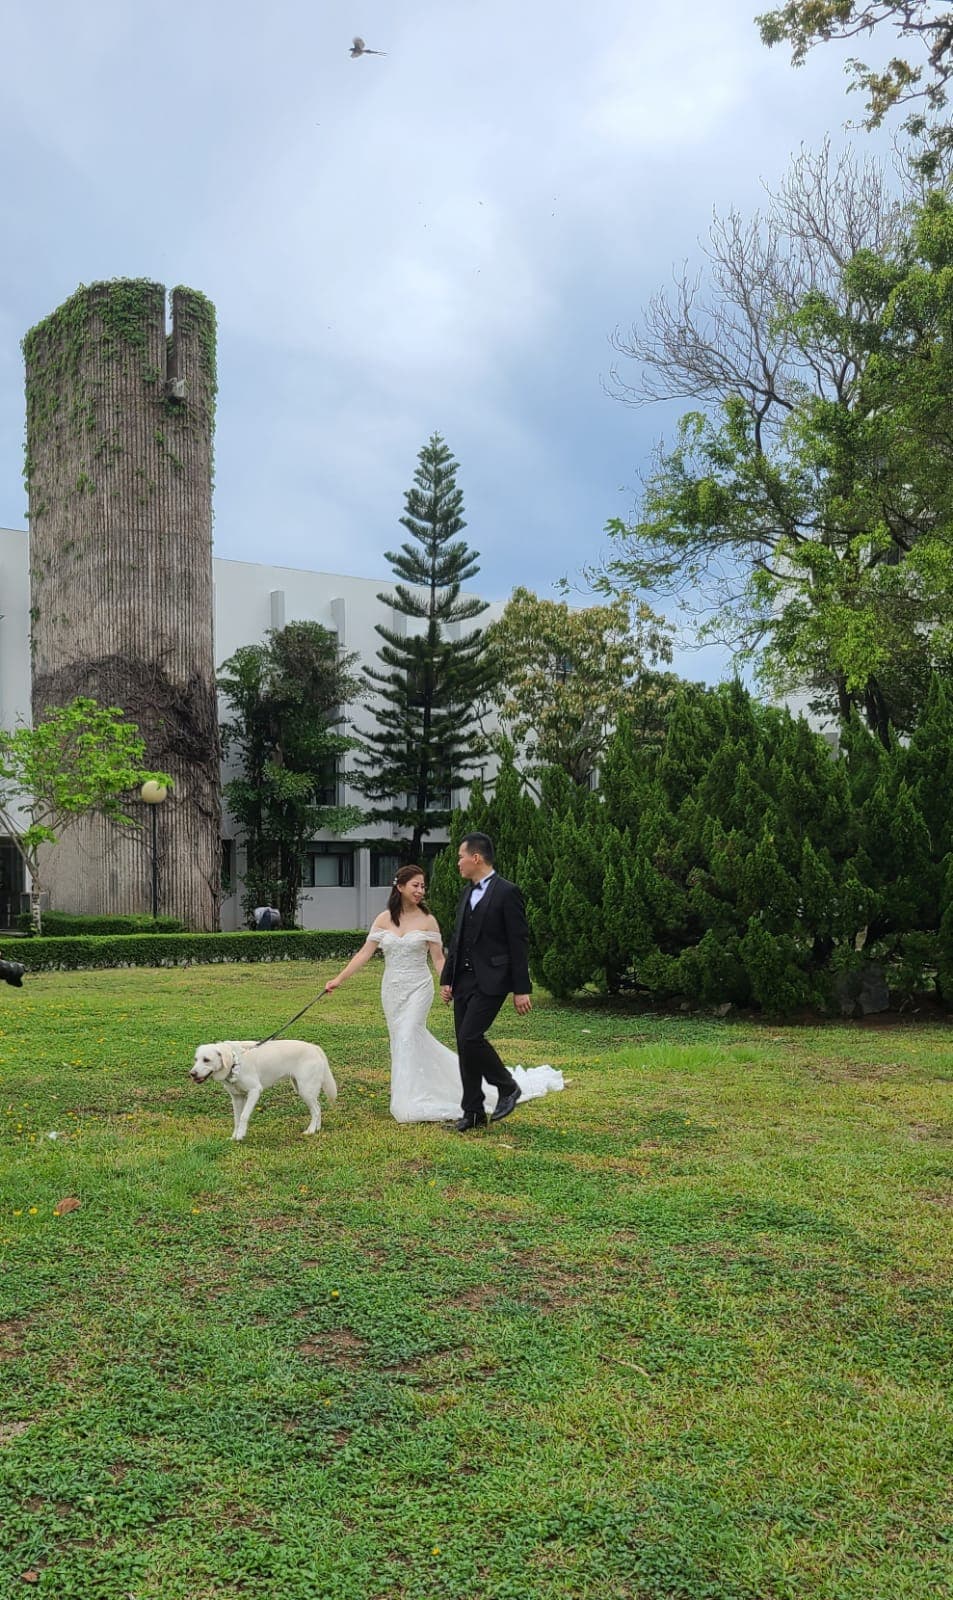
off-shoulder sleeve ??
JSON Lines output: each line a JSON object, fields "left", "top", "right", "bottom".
{"left": 424, "top": 929, "right": 444, "bottom": 945}
{"left": 367, "top": 927, "right": 385, "bottom": 945}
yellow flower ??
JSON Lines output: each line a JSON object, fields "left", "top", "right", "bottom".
{"left": 432, "top": 1546, "right": 441, "bottom": 1556}
{"left": 28, "top": 1207, "right": 38, "bottom": 1215}
{"left": 12, "top": 1209, "right": 22, "bottom": 1216}
{"left": 323, "top": 1398, "right": 332, "bottom": 1407}
{"left": 428, "top": 1179, "right": 436, "bottom": 1187}
{"left": 330, "top": 1289, "right": 340, "bottom": 1299}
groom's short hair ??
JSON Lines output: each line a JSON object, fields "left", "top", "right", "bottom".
{"left": 462, "top": 831, "right": 495, "bottom": 865}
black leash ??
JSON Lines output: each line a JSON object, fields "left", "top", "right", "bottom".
{"left": 251, "top": 988, "right": 329, "bottom": 1049}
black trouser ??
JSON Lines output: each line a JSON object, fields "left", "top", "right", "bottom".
{"left": 453, "top": 974, "right": 518, "bottom": 1115}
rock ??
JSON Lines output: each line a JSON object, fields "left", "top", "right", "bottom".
{"left": 834, "top": 962, "right": 890, "bottom": 1018}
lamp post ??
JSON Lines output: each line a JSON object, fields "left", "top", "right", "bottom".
{"left": 140, "top": 781, "right": 168, "bottom": 919}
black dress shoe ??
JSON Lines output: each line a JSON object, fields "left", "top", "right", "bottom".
{"left": 455, "top": 1111, "right": 488, "bottom": 1132}
{"left": 490, "top": 1086, "right": 522, "bottom": 1123}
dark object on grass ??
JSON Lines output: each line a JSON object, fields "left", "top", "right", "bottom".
{"left": 0, "top": 957, "right": 26, "bottom": 988}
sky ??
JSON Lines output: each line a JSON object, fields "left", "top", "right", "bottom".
{"left": 0, "top": 0, "right": 893, "bottom": 681}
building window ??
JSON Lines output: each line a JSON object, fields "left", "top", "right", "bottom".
{"left": 369, "top": 851, "right": 402, "bottom": 889}
{"left": 303, "top": 843, "right": 355, "bottom": 888}
{"left": 0, "top": 840, "right": 25, "bottom": 930}
{"left": 315, "top": 757, "right": 341, "bottom": 807}
{"left": 221, "top": 839, "right": 235, "bottom": 894}
{"left": 404, "top": 787, "right": 452, "bottom": 812}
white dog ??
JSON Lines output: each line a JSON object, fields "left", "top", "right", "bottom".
{"left": 190, "top": 1039, "right": 337, "bottom": 1141}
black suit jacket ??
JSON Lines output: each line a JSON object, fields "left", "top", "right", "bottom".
{"left": 442, "top": 874, "right": 532, "bottom": 997}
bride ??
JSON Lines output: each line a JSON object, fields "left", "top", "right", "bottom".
{"left": 324, "top": 864, "right": 563, "bottom": 1123}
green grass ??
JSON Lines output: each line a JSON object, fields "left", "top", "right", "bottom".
{"left": 0, "top": 966, "right": 951, "bottom": 1599}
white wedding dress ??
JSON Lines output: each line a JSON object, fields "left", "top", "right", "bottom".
{"left": 368, "top": 927, "right": 565, "bottom": 1124}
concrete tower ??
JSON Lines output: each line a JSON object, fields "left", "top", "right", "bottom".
{"left": 23, "top": 280, "right": 220, "bottom": 930}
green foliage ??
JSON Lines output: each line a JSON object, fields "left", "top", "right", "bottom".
{"left": 486, "top": 586, "right": 673, "bottom": 785}
{"left": 14, "top": 929, "right": 366, "bottom": 972}
{"left": 17, "top": 911, "right": 184, "bottom": 938}
{"left": 434, "top": 679, "right": 953, "bottom": 1011}
{"left": 352, "top": 434, "right": 499, "bottom": 855}
{"left": 219, "top": 622, "right": 362, "bottom": 927}
{"left": 0, "top": 697, "right": 171, "bottom": 934}
{"left": 604, "top": 188, "right": 953, "bottom": 741}
{"left": 757, "top": 1, "right": 953, "bottom": 166}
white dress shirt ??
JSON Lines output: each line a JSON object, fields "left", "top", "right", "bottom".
{"left": 468, "top": 871, "right": 495, "bottom": 908}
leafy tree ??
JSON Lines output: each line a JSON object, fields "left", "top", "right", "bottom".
{"left": 758, "top": 2, "right": 953, "bottom": 168}
{"left": 353, "top": 434, "right": 498, "bottom": 856}
{"left": 486, "top": 586, "right": 673, "bottom": 786}
{"left": 219, "top": 621, "right": 362, "bottom": 926}
{"left": 0, "top": 697, "right": 171, "bottom": 933}
{"left": 605, "top": 155, "right": 953, "bottom": 743}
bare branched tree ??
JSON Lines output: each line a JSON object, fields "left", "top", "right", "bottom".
{"left": 609, "top": 142, "right": 906, "bottom": 446}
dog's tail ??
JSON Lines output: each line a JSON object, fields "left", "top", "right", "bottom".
{"left": 324, "top": 1066, "right": 338, "bottom": 1105}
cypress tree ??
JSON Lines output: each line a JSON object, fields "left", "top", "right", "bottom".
{"left": 353, "top": 434, "right": 498, "bottom": 857}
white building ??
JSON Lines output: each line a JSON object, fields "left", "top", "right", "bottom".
{"left": 0, "top": 525, "right": 501, "bottom": 932}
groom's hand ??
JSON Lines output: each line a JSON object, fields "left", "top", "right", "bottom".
{"left": 513, "top": 993, "right": 532, "bottom": 1016}
{"left": 440, "top": 984, "right": 453, "bottom": 1004}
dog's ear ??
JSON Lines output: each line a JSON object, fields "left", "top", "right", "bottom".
{"left": 215, "top": 1044, "right": 235, "bottom": 1076}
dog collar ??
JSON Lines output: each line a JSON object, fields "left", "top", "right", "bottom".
{"left": 226, "top": 1045, "right": 243, "bottom": 1083}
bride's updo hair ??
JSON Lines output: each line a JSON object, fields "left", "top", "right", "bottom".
{"left": 388, "top": 864, "right": 428, "bottom": 926}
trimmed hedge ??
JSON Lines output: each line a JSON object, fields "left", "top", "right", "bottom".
{"left": 14, "top": 929, "right": 367, "bottom": 973}
{"left": 18, "top": 912, "right": 185, "bottom": 938}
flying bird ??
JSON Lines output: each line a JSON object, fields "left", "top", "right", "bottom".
{"left": 350, "top": 36, "right": 386, "bottom": 57}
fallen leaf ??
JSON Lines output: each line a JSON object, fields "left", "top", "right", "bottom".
{"left": 53, "top": 1196, "right": 81, "bottom": 1216}
{"left": 20, "top": 1573, "right": 40, "bottom": 1585}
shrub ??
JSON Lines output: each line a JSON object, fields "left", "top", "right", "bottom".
{"left": 14, "top": 929, "right": 367, "bottom": 973}
{"left": 17, "top": 911, "right": 185, "bottom": 938}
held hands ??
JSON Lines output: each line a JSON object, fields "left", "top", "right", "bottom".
{"left": 440, "top": 984, "right": 453, "bottom": 1004}
{"left": 513, "top": 993, "right": 532, "bottom": 1017}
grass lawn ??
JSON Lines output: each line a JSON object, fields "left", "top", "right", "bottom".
{"left": 0, "top": 963, "right": 951, "bottom": 1600}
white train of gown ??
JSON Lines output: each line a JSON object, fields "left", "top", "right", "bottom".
{"left": 368, "top": 927, "right": 565, "bottom": 1123}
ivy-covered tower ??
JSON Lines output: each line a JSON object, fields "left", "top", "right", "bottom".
{"left": 23, "top": 280, "right": 221, "bottom": 930}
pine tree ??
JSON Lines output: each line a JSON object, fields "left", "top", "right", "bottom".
{"left": 353, "top": 435, "right": 498, "bottom": 857}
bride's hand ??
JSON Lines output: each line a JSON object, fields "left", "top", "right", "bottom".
{"left": 324, "top": 978, "right": 342, "bottom": 993}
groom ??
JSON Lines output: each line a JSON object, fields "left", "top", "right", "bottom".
{"left": 440, "top": 832, "right": 532, "bottom": 1132}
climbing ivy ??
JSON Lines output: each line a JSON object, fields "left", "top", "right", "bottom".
{"left": 22, "top": 279, "right": 217, "bottom": 495}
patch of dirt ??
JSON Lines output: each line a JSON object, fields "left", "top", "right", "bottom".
{"left": 908, "top": 1122, "right": 952, "bottom": 1141}
{"left": 920, "top": 1190, "right": 953, "bottom": 1208}
{"left": 563, "top": 1152, "right": 651, "bottom": 1175}
{"left": 802, "top": 1057, "right": 916, "bottom": 1082}
{"left": 0, "top": 1419, "right": 30, "bottom": 1445}
{"left": 0, "top": 1320, "right": 28, "bottom": 1359}
{"left": 297, "top": 1328, "right": 368, "bottom": 1366}
{"left": 447, "top": 1284, "right": 502, "bottom": 1311}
